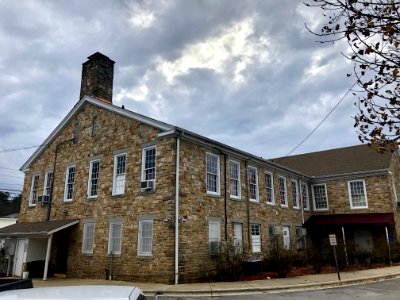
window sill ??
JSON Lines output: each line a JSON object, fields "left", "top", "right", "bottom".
{"left": 137, "top": 254, "right": 153, "bottom": 259}
{"left": 205, "top": 193, "right": 221, "bottom": 198}
{"left": 107, "top": 253, "right": 121, "bottom": 257}
{"left": 81, "top": 253, "right": 94, "bottom": 257}
{"left": 112, "top": 193, "right": 125, "bottom": 198}
{"left": 314, "top": 208, "right": 329, "bottom": 211}
{"left": 280, "top": 204, "right": 288, "bottom": 208}
{"left": 140, "top": 189, "right": 156, "bottom": 195}
{"left": 250, "top": 200, "right": 260, "bottom": 204}
{"left": 87, "top": 196, "right": 98, "bottom": 200}
{"left": 266, "top": 202, "right": 275, "bottom": 206}
{"left": 350, "top": 206, "right": 368, "bottom": 210}
{"left": 230, "top": 196, "right": 241, "bottom": 201}
{"left": 63, "top": 200, "right": 73, "bottom": 204}
{"left": 293, "top": 206, "right": 300, "bottom": 210}
{"left": 28, "top": 205, "right": 36, "bottom": 208}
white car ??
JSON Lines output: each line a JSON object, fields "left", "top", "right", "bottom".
{"left": 0, "top": 285, "right": 147, "bottom": 300}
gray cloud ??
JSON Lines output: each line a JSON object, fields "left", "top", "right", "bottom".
{"left": 0, "top": 0, "right": 360, "bottom": 190}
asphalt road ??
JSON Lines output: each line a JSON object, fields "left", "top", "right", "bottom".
{"left": 149, "top": 278, "right": 400, "bottom": 300}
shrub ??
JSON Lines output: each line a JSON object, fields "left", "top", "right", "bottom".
{"left": 214, "top": 239, "right": 248, "bottom": 281}
{"left": 264, "top": 249, "right": 295, "bottom": 278}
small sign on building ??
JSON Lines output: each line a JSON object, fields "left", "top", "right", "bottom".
{"left": 329, "top": 234, "right": 337, "bottom": 246}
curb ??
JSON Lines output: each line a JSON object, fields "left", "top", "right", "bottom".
{"left": 142, "top": 272, "right": 400, "bottom": 297}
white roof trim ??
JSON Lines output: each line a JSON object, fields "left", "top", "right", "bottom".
{"left": 20, "top": 96, "right": 174, "bottom": 172}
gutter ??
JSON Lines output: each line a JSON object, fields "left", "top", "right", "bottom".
{"left": 174, "top": 134, "right": 180, "bottom": 285}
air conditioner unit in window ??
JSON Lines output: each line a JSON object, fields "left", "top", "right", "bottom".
{"left": 273, "top": 226, "right": 282, "bottom": 235}
{"left": 141, "top": 180, "right": 154, "bottom": 190}
{"left": 295, "top": 227, "right": 307, "bottom": 237}
{"left": 209, "top": 241, "right": 220, "bottom": 256}
{"left": 38, "top": 195, "right": 50, "bottom": 206}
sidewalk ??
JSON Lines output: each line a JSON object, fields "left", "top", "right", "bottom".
{"left": 32, "top": 265, "right": 400, "bottom": 297}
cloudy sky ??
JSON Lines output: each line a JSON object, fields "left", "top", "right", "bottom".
{"left": 0, "top": 0, "right": 358, "bottom": 194}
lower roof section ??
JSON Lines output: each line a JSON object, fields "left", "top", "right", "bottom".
{"left": 0, "top": 219, "right": 79, "bottom": 237}
{"left": 304, "top": 213, "right": 395, "bottom": 227}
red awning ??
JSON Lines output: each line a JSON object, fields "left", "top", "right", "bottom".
{"left": 304, "top": 213, "right": 395, "bottom": 227}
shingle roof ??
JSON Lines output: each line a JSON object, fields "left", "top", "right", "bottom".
{"left": 270, "top": 144, "right": 393, "bottom": 177}
{"left": 0, "top": 219, "right": 79, "bottom": 237}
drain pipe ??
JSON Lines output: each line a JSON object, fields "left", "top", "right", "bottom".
{"left": 174, "top": 135, "right": 180, "bottom": 285}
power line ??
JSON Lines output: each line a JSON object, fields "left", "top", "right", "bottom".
{"left": 0, "top": 166, "right": 22, "bottom": 172}
{"left": 286, "top": 81, "right": 357, "bottom": 156}
{"left": 0, "top": 174, "right": 24, "bottom": 180}
{"left": 0, "top": 144, "right": 42, "bottom": 154}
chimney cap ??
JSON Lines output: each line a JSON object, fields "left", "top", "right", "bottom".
{"left": 85, "top": 52, "right": 115, "bottom": 64}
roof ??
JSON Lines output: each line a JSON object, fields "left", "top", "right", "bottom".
{"left": 0, "top": 219, "right": 79, "bottom": 237}
{"left": 20, "top": 96, "right": 305, "bottom": 177}
{"left": 270, "top": 144, "right": 393, "bottom": 177}
{"left": 304, "top": 213, "right": 395, "bottom": 227}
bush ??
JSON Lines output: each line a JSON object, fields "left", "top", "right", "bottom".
{"left": 214, "top": 239, "right": 248, "bottom": 281}
{"left": 264, "top": 249, "right": 295, "bottom": 278}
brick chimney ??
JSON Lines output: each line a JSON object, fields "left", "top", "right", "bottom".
{"left": 80, "top": 52, "right": 115, "bottom": 103}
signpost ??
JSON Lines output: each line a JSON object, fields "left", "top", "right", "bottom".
{"left": 329, "top": 234, "right": 341, "bottom": 281}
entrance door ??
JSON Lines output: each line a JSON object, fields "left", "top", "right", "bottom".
{"left": 13, "top": 239, "right": 27, "bottom": 276}
{"left": 282, "top": 226, "right": 290, "bottom": 250}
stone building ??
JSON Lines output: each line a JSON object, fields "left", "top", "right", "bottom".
{"left": 0, "top": 53, "right": 399, "bottom": 283}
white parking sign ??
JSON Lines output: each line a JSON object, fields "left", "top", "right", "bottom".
{"left": 329, "top": 234, "right": 337, "bottom": 246}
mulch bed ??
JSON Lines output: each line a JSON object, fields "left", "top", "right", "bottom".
{"left": 239, "top": 263, "right": 391, "bottom": 281}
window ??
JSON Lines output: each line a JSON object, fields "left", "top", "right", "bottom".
{"left": 108, "top": 221, "right": 122, "bottom": 255}
{"left": 138, "top": 220, "right": 153, "bottom": 256}
{"left": 64, "top": 165, "right": 76, "bottom": 202}
{"left": 233, "top": 223, "right": 243, "bottom": 252}
{"left": 141, "top": 146, "right": 156, "bottom": 185}
{"left": 291, "top": 180, "right": 299, "bottom": 208}
{"left": 87, "top": 160, "right": 100, "bottom": 198}
{"left": 265, "top": 172, "right": 274, "bottom": 204}
{"left": 208, "top": 219, "right": 221, "bottom": 255}
{"left": 301, "top": 182, "right": 309, "bottom": 210}
{"left": 248, "top": 167, "right": 259, "bottom": 202}
{"left": 295, "top": 226, "right": 305, "bottom": 251}
{"left": 229, "top": 160, "right": 241, "bottom": 199}
{"left": 348, "top": 180, "right": 368, "bottom": 209}
{"left": 269, "top": 225, "right": 278, "bottom": 250}
{"left": 82, "top": 221, "right": 95, "bottom": 254}
{"left": 43, "top": 171, "right": 53, "bottom": 196}
{"left": 112, "top": 153, "right": 126, "bottom": 195}
{"left": 278, "top": 176, "right": 288, "bottom": 207}
{"left": 312, "top": 184, "right": 328, "bottom": 210}
{"left": 91, "top": 116, "right": 97, "bottom": 137}
{"left": 29, "top": 174, "right": 39, "bottom": 206}
{"left": 251, "top": 224, "right": 261, "bottom": 253}
{"left": 206, "top": 153, "right": 220, "bottom": 194}
{"left": 282, "top": 226, "right": 290, "bottom": 250}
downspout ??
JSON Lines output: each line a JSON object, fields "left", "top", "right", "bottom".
{"left": 245, "top": 160, "right": 251, "bottom": 252}
{"left": 174, "top": 135, "right": 180, "bottom": 285}
{"left": 224, "top": 154, "right": 228, "bottom": 240}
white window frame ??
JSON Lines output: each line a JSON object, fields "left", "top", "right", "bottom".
{"left": 87, "top": 159, "right": 100, "bottom": 199}
{"left": 282, "top": 226, "right": 290, "bottom": 250}
{"left": 348, "top": 179, "right": 368, "bottom": 209}
{"left": 251, "top": 224, "right": 261, "bottom": 253}
{"left": 248, "top": 166, "right": 259, "bottom": 202}
{"left": 29, "top": 174, "right": 39, "bottom": 207}
{"left": 291, "top": 179, "right": 300, "bottom": 209}
{"left": 43, "top": 171, "right": 53, "bottom": 196}
{"left": 233, "top": 222, "right": 243, "bottom": 253}
{"left": 64, "top": 165, "right": 76, "bottom": 202}
{"left": 208, "top": 219, "right": 221, "bottom": 254}
{"left": 141, "top": 146, "right": 156, "bottom": 187}
{"left": 137, "top": 219, "right": 154, "bottom": 256}
{"left": 229, "top": 160, "right": 241, "bottom": 199}
{"left": 278, "top": 176, "right": 288, "bottom": 207}
{"left": 112, "top": 153, "right": 127, "bottom": 196}
{"left": 108, "top": 221, "right": 122, "bottom": 255}
{"left": 206, "top": 153, "right": 220, "bottom": 195}
{"left": 82, "top": 221, "right": 95, "bottom": 254}
{"left": 265, "top": 172, "right": 275, "bottom": 205}
{"left": 312, "top": 183, "right": 329, "bottom": 211}
{"left": 301, "top": 182, "right": 310, "bottom": 211}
